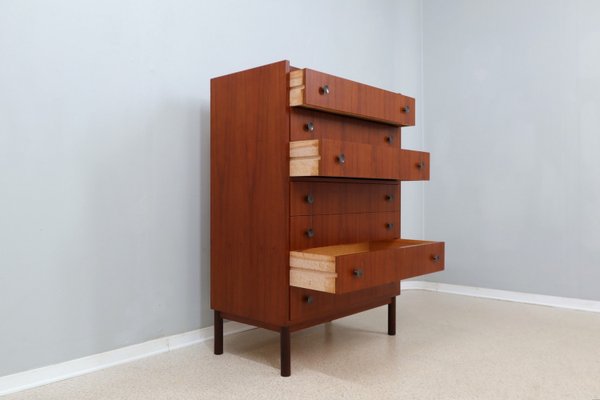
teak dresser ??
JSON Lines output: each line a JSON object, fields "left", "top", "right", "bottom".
{"left": 210, "top": 60, "right": 444, "bottom": 376}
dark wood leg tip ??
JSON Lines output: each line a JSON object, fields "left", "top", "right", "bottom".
{"left": 388, "top": 296, "right": 396, "bottom": 336}
{"left": 214, "top": 310, "right": 224, "bottom": 355}
{"left": 280, "top": 326, "right": 291, "bottom": 377}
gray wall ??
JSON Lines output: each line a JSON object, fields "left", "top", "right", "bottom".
{"left": 423, "top": 0, "right": 600, "bottom": 300}
{"left": 0, "top": 0, "right": 424, "bottom": 376}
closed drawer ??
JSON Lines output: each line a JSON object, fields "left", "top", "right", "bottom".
{"left": 290, "top": 108, "right": 400, "bottom": 147}
{"left": 290, "top": 239, "right": 444, "bottom": 294}
{"left": 290, "top": 282, "right": 400, "bottom": 322}
{"left": 290, "top": 69, "right": 415, "bottom": 126}
{"left": 290, "top": 139, "right": 429, "bottom": 181}
{"left": 290, "top": 212, "right": 399, "bottom": 251}
{"left": 290, "top": 181, "right": 399, "bottom": 216}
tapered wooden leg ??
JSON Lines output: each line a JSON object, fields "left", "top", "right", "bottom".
{"left": 280, "top": 327, "right": 291, "bottom": 377}
{"left": 214, "top": 310, "right": 223, "bottom": 355}
{"left": 388, "top": 297, "right": 396, "bottom": 336}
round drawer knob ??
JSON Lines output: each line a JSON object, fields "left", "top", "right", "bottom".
{"left": 385, "top": 135, "right": 394, "bottom": 144}
{"left": 432, "top": 255, "right": 441, "bottom": 262}
{"left": 320, "top": 85, "right": 330, "bottom": 95}
{"left": 353, "top": 268, "right": 364, "bottom": 278}
{"left": 306, "top": 194, "right": 314, "bottom": 204}
{"left": 385, "top": 194, "right": 394, "bottom": 202}
{"left": 305, "top": 122, "right": 315, "bottom": 132}
{"left": 386, "top": 223, "right": 394, "bottom": 230}
{"left": 336, "top": 153, "right": 345, "bottom": 165}
{"left": 305, "top": 228, "right": 315, "bottom": 238}
{"left": 417, "top": 161, "right": 426, "bottom": 169}
{"left": 305, "top": 295, "right": 314, "bottom": 304}
{"left": 402, "top": 105, "right": 411, "bottom": 113}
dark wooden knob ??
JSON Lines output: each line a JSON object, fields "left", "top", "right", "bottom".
{"left": 385, "top": 135, "right": 394, "bottom": 144}
{"left": 385, "top": 194, "right": 394, "bottom": 202}
{"left": 306, "top": 194, "right": 314, "bottom": 204}
{"left": 305, "top": 122, "right": 315, "bottom": 132}
{"left": 305, "top": 228, "right": 315, "bottom": 238}
{"left": 336, "top": 153, "right": 345, "bottom": 165}
{"left": 353, "top": 268, "right": 364, "bottom": 278}
{"left": 417, "top": 161, "right": 426, "bottom": 169}
{"left": 305, "top": 295, "right": 314, "bottom": 304}
{"left": 320, "top": 85, "right": 330, "bottom": 95}
{"left": 432, "top": 255, "right": 441, "bottom": 262}
{"left": 386, "top": 223, "right": 394, "bottom": 230}
{"left": 402, "top": 105, "right": 411, "bottom": 113}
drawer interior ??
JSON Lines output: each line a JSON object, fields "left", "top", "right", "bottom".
{"left": 290, "top": 239, "right": 444, "bottom": 294}
{"left": 290, "top": 239, "right": 437, "bottom": 273}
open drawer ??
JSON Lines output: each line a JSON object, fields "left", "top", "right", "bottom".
{"left": 290, "top": 68, "right": 415, "bottom": 126}
{"left": 290, "top": 139, "right": 429, "bottom": 181}
{"left": 290, "top": 239, "right": 444, "bottom": 294}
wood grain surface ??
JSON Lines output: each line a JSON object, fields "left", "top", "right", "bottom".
{"left": 211, "top": 60, "right": 290, "bottom": 326}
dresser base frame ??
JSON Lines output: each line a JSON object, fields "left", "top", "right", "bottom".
{"left": 213, "top": 296, "right": 397, "bottom": 376}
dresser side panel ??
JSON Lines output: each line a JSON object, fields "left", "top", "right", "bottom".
{"left": 211, "top": 61, "right": 290, "bottom": 326}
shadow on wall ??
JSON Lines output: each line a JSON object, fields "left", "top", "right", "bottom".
{"left": 83, "top": 99, "right": 213, "bottom": 359}
{"left": 199, "top": 104, "right": 211, "bottom": 328}
{"left": 1, "top": 95, "right": 212, "bottom": 377}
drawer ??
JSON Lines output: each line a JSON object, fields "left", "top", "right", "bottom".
{"left": 290, "top": 212, "right": 399, "bottom": 251}
{"left": 290, "top": 108, "right": 400, "bottom": 147}
{"left": 290, "top": 139, "right": 429, "bottom": 181}
{"left": 290, "top": 239, "right": 444, "bottom": 294}
{"left": 290, "top": 282, "right": 400, "bottom": 322}
{"left": 290, "top": 69, "right": 415, "bottom": 126}
{"left": 290, "top": 181, "right": 399, "bottom": 216}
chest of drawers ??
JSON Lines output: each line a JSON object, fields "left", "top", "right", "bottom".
{"left": 211, "top": 60, "right": 444, "bottom": 376}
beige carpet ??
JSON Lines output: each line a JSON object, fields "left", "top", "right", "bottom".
{"left": 5, "top": 290, "right": 600, "bottom": 399}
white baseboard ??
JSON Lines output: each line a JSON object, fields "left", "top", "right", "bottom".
{"left": 402, "top": 280, "right": 600, "bottom": 313}
{"left": 3, "top": 282, "right": 600, "bottom": 396}
{"left": 0, "top": 321, "right": 254, "bottom": 396}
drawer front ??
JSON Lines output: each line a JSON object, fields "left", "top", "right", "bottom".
{"left": 290, "top": 283, "right": 400, "bottom": 322}
{"left": 399, "top": 150, "right": 430, "bottom": 181}
{"left": 334, "top": 242, "right": 444, "bottom": 293}
{"left": 290, "top": 108, "right": 400, "bottom": 147}
{"left": 290, "top": 181, "right": 399, "bottom": 216}
{"left": 290, "top": 239, "right": 445, "bottom": 294}
{"left": 290, "top": 212, "right": 400, "bottom": 251}
{"left": 290, "top": 69, "right": 415, "bottom": 126}
{"left": 290, "top": 139, "right": 430, "bottom": 181}
{"left": 396, "top": 241, "right": 445, "bottom": 280}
